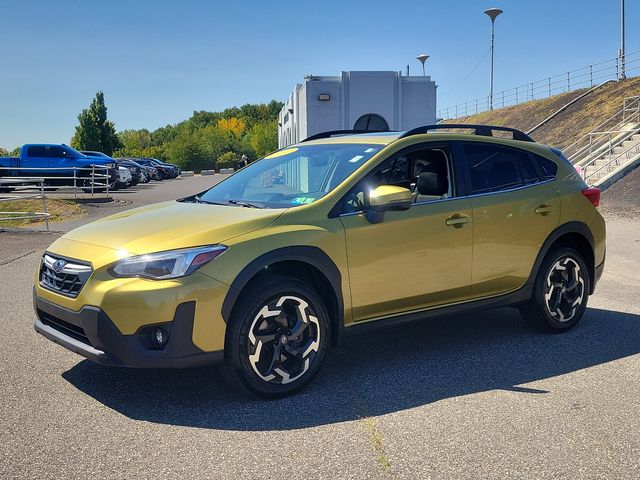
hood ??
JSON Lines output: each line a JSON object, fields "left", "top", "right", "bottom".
{"left": 60, "top": 200, "right": 284, "bottom": 255}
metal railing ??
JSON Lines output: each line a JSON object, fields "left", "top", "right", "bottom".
{"left": 0, "top": 178, "right": 50, "bottom": 230}
{"left": 0, "top": 165, "right": 112, "bottom": 199}
{"left": 439, "top": 50, "right": 640, "bottom": 120}
{"left": 584, "top": 133, "right": 640, "bottom": 183}
{"left": 565, "top": 95, "right": 640, "bottom": 163}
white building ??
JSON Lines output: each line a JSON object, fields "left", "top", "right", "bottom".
{"left": 278, "top": 71, "right": 437, "bottom": 148}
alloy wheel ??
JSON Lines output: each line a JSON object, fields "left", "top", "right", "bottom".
{"left": 544, "top": 256, "right": 586, "bottom": 322}
{"left": 247, "top": 295, "right": 321, "bottom": 384}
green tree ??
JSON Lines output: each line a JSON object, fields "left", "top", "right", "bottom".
{"left": 250, "top": 121, "right": 278, "bottom": 158}
{"left": 71, "top": 91, "right": 122, "bottom": 155}
{"left": 112, "top": 100, "right": 283, "bottom": 167}
{"left": 0, "top": 147, "right": 10, "bottom": 157}
{"left": 71, "top": 108, "right": 102, "bottom": 151}
{"left": 118, "top": 129, "right": 153, "bottom": 153}
{"left": 166, "top": 128, "right": 211, "bottom": 172}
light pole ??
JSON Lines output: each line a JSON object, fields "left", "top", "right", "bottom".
{"left": 484, "top": 7, "right": 503, "bottom": 110}
{"left": 620, "top": 0, "right": 626, "bottom": 79}
{"left": 416, "top": 54, "right": 429, "bottom": 76}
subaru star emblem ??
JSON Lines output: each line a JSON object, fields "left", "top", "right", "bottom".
{"left": 52, "top": 259, "right": 67, "bottom": 273}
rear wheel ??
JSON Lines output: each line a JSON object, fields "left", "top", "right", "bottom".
{"left": 520, "top": 247, "right": 590, "bottom": 332}
{"left": 226, "top": 275, "right": 330, "bottom": 398}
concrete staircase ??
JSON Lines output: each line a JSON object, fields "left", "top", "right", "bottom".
{"left": 582, "top": 132, "right": 640, "bottom": 188}
{"left": 565, "top": 96, "right": 640, "bottom": 189}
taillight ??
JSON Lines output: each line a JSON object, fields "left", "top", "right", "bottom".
{"left": 581, "top": 187, "right": 600, "bottom": 207}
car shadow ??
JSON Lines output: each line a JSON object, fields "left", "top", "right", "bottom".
{"left": 62, "top": 307, "right": 640, "bottom": 431}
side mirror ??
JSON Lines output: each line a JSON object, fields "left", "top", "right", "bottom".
{"left": 365, "top": 185, "right": 412, "bottom": 224}
{"left": 369, "top": 185, "right": 412, "bottom": 212}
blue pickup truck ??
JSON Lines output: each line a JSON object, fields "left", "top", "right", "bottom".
{"left": 0, "top": 144, "right": 117, "bottom": 191}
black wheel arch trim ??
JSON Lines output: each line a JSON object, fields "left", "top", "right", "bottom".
{"left": 221, "top": 246, "right": 345, "bottom": 341}
{"left": 526, "top": 221, "right": 596, "bottom": 293}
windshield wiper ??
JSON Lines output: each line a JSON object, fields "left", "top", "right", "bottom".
{"left": 193, "top": 196, "right": 264, "bottom": 208}
{"left": 193, "top": 195, "right": 227, "bottom": 206}
{"left": 227, "top": 199, "right": 265, "bottom": 209}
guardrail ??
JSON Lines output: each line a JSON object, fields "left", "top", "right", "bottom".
{"left": 439, "top": 50, "right": 640, "bottom": 120}
{"left": 0, "top": 178, "right": 50, "bottom": 230}
{"left": 0, "top": 165, "right": 112, "bottom": 199}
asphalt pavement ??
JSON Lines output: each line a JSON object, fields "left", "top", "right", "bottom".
{"left": 1, "top": 176, "right": 639, "bottom": 479}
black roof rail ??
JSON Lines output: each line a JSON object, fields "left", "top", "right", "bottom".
{"left": 301, "top": 129, "right": 394, "bottom": 142}
{"left": 398, "top": 124, "right": 534, "bottom": 142}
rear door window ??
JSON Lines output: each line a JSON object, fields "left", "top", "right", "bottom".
{"left": 48, "top": 146, "right": 65, "bottom": 158}
{"left": 463, "top": 143, "right": 542, "bottom": 195}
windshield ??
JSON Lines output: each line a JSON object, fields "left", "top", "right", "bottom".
{"left": 83, "top": 151, "right": 110, "bottom": 158}
{"left": 64, "top": 145, "right": 89, "bottom": 158}
{"left": 197, "top": 143, "right": 383, "bottom": 208}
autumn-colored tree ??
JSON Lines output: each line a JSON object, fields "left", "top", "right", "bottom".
{"left": 216, "top": 117, "right": 246, "bottom": 136}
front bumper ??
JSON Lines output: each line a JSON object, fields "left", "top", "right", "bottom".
{"left": 33, "top": 292, "right": 223, "bottom": 368}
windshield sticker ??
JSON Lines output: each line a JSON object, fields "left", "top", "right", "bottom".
{"left": 349, "top": 155, "right": 364, "bottom": 163}
{"left": 291, "top": 197, "right": 316, "bottom": 205}
{"left": 364, "top": 148, "right": 378, "bottom": 153}
{"left": 265, "top": 148, "right": 299, "bottom": 159}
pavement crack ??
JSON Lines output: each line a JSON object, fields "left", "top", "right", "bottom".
{"left": 356, "top": 403, "right": 396, "bottom": 479}
{"left": 0, "top": 250, "right": 36, "bottom": 267}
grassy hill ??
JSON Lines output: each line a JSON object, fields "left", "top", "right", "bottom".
{"left": 447, "top": 76, "right": 640, "bottom": 149}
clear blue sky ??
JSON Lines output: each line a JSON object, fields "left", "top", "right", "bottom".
{"left": 1, "top": 0, "right": 637, "bottom": 149}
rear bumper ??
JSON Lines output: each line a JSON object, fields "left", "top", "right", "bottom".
{"left": 33, "top": 291, "right": 223, "bottom": 368}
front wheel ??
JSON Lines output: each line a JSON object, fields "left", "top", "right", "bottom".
{"left": 520, "top": 247, "right": 590, "bottom": 332}
{"left": 226, "top": 275, "right": 330, "bottom": 398}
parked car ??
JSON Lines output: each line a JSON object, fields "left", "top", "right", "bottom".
{"left": 142, "top": 165, "right": 160, "bottom": 181}
{"left": 115, "top": 166, "right": 132, "bottom": 189}
{"left": 1, "top": 144, "right": 117, "bottom": 191}
{"left": 134, "top": 158, "right": 170, "bottom": 179}
{"left": 113, "top": 158, "right": 146, "bottom": 185}
{"left": 142, "top": 158, "right": 180, "bottom": 177}
{"left": 33, "top": 124, "right": 605, "bottom": 397}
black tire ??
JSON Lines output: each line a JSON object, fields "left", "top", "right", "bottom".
{"left": 226, "top": 275, "right": 330, "bottom": 398}
{"left": 519, "top": 247, "right": 590, "bottom": 333}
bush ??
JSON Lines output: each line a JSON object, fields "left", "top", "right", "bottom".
{"left": 216, "top": 151, "right": 238, "bottom": 170}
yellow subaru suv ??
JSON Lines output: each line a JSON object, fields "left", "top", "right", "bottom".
{"left": 34, "top": 124, "right": 605, "bottom": 397}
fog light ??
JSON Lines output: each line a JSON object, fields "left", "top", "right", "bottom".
{"left": 150, "top": 327, "right": 168, "bottom": 348}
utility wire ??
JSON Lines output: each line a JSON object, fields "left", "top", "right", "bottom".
{"left": 442, "top": 47, "right": 491, "bottom": 96}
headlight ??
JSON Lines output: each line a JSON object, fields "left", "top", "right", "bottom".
{"left": 109, "top": 245, "right": 227, "bottom": 280}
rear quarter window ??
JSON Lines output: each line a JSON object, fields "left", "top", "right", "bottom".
{"left": 532, "top": 153, "right": 559, "bottom": 179}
